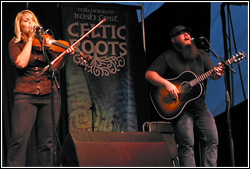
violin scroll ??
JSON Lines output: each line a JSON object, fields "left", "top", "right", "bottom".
{"left": 73, "top": 52, "right": 92, "bottom": 67}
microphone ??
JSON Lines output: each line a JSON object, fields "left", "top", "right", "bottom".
{"left": 191, "top": 36, "right": 207, "bottom": 48}
{"left": 36, "top": 26, "right": 43, "bottom": 37}
{"left": 191, "top": 36, "right": 205, "bottom": 41}
{"left": 199, "top": 36, "right": 205, "bottom": 40}
{"left": 36, "top": 26, "right": 43, "bottom": 31}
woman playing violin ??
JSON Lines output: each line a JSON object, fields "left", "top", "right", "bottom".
{"left": 7, "top": 9, "right": 74, "bottom": 166}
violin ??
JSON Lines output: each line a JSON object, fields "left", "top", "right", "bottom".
{"left": 33, "top": 33, "right": 70, "bottom": 53}
{"left": 33, "top": 32, "right": 91, "bottom": 62}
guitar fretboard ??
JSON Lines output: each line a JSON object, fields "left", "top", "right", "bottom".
{"left": 190, "top": 69, "right": 216, "bottom": 87}
{"left": 189, "top": 51, "right": 246, "bottom": 87}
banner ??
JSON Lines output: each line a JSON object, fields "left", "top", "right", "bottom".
{"left": 61, "top": 3, "right": 139, "bottom": 132}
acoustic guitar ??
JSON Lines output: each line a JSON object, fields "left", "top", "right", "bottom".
{"left": 150, "top": 52, "right": 246, "bottom": 120}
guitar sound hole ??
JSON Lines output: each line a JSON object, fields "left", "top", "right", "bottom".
{"left": 180, "top": 82, "right": 192, "bottom": 93}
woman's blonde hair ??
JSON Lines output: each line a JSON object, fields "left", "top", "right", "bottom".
{"left": 13, "top": 9, "right": 41, "bottom": 43}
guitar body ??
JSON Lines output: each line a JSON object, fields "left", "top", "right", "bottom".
{"left": 150, "top": 71, "right": 203, "bottom": 120}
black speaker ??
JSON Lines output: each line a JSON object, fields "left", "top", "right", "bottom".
{"left": 142, "top": 121, "right": 179, "bottom": 166}
{"left": 61, "top": 131, "right": 173, "bottom": 167}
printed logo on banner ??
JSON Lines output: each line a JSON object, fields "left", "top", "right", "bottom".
{"left": 68, "top": 7, "right": 127, "bottom": 76}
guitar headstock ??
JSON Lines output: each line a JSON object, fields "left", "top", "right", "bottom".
{"left": 226, "top": 51, "right": 246, "bottom": 65}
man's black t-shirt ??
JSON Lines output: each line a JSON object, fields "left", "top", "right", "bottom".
{"left": 147, "top": 48, "right": 215, "bottom": 113}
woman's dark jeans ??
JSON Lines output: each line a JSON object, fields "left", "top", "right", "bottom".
{"left": 7, "top": 92, "right": 61, "bottom": 166}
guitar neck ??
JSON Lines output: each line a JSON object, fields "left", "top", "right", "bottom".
{"left": 189, "top": 51, "right": 246, "bottom": 87}
{"left": 190, "top": 69, "right": 216, "bottom": 87}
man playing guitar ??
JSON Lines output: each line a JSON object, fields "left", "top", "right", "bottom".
{"left": 145, "top": 25, "right": 224, "bottom": 167}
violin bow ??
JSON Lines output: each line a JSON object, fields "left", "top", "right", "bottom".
{"left": 41, "top": 18, "right": 106, "bottom": 74}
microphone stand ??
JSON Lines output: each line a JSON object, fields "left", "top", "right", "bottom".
{"left": 37, "top": 30, "right": 60, "bottom": 166}
{"left": 200, "top": 37, "right": 236, "bottom": 74}
{"left": 82, "top": 65, "right": 97, "bottom": 131}
{"left": 199, "top": 37, "right": 236, "bottom": 166}
{"left": 73, "top": 53, "right": 97, "bottom": 131}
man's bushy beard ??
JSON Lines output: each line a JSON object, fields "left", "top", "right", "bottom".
{"left": 175, "top": 42, "right": 199, "bottom": 60}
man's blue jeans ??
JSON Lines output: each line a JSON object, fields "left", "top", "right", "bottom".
{"left": 174, "top": 108, "right": 218, "bottom": 167}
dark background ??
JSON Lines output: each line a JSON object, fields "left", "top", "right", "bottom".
{"left": 2, "top": 2, "right": 248, "bottom": 167}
